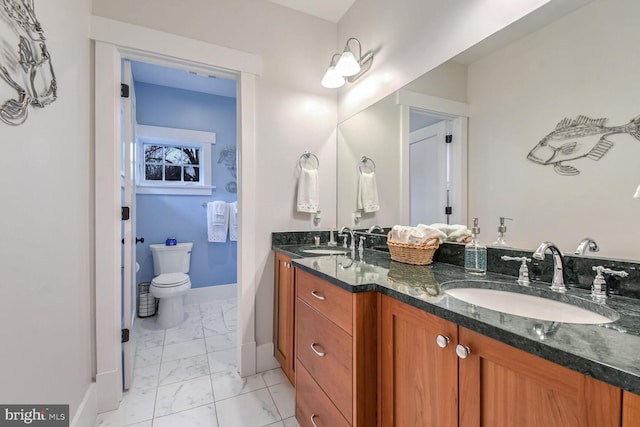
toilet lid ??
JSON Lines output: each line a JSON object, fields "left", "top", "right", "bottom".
{"left": 152, "top": 272, "right": 190, "bottom": 287}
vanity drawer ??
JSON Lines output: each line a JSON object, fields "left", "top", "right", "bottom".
{"left": 296, "top": 361, "right": 350, "bottom": 427}
{"left": 297, "top": 298, "right": 353, "bottom": 423}
{"left": 296, "top": 268, "right": 353, "bottom": 334}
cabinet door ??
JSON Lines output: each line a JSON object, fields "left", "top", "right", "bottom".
{"left": 380, "top": 295, "right": 459, "bottom": 427}
{"left": 623, "top": 391, "right": 640, "bottom": 427}
{"left": 458, "top": 327, "right": 621, "bottom": 427}
{"left": 274, "top": 253, "right": 295, "bottom": 385}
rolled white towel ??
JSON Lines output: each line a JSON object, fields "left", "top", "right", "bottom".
{"left": 429, "top": 223, "right": 472, "bottom": 242}
{"left": 416, "top": 224, "right": 447, "bottom": 243}
{"left": 390, "top": 225, "right": 411, "bottom": 243}
{"left": 447, "top": 224, "right": 472, "bottom": 242}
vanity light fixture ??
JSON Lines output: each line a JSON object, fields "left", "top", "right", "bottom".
{"left": 321, "top": 54, "right": 346, "bottom": 89}
{"left": 321, "top": 37, "right": 374, "bottom": 88}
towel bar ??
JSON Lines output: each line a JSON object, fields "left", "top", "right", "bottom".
{"left": 299, "top": 151, "right": 319, "bottom": 170}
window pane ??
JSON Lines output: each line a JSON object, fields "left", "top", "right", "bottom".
{"left": 145, "top": 164, "right": 162, "bottom": 180}
{"left": 165, "top": 165, "right": 181, "bottom": 181}
{"left": 184, "top": 166, "right": 199, "bottom": 182}
{"left": 182, "top": 148, "right": 200, "bottom": 165}
{"left": 144, "top": 145, "right": 164, "bottom": 163}
{"left": 165, "top": 147, "right": 183, "bottom": 164}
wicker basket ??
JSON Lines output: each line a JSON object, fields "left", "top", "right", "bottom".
{"left": 387, "top": 232, "right": 440, "bottom": 265}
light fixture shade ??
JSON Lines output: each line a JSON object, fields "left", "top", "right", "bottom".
{"left": 634, "top": 184, "right": 640, "bottom": 198}
{"left": 321, "top": 65, "right": 345, "bottom": 88}
{"left": 335, "top": 50, "right": 361, "bottom": 77}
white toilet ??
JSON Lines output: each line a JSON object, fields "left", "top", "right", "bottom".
{"left": 149, "top": 242, "right": 193, "bottom": 329}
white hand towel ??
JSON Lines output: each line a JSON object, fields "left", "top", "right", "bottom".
{"left": 229, "top": 201, "right": 238, "bottom": 242}
{"left": 297, "top": 168, "right": 319, "bottom": 213}
{"left": 207, "top": 201, "right": 229, "bottom": 242}
{"left": 357, "top": 171, "right": 379, "bottom": 213}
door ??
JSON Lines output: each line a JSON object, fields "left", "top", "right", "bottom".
{"left": 409, "top": 120, "right": 449, "bottom": 225}
{"left": 121, "top": 59, "right": 137, "bottom": 390}
{"left": 380, "top": 295, "right": 458, "bottom": 427}
{"left": 273, "top": 253, "right": 295, "bottom": 385}
{"left": 457, "top": 327, "right": 621, "bottom": 427}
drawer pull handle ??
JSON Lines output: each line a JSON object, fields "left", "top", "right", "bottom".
{"left": 310, "top": 414, "right": 319, "bottom": 427}
{"left": 456, "top": 344, "right": 471, "bottom": 359}
{"left": 311, "top": 291, "right": 326, "bottom": 301}
{"left": 310, "top": 342, "right": 326, "bottom": 357}
{"left": 436, "top": 335, "right": 450, "bottom": 348}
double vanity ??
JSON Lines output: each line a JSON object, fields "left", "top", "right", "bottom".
{"left": 273, "top": 234, "right": 640, "bottom": 426}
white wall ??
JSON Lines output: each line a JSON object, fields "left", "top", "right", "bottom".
{"left": 92, "top": 0, "right": 338, "bottom": 369}
{"left": 467, "top": 0, "right": 640, "bottom": 260}
{"left": 336, "top": 0, "right": 593, "bottom": 121}
{"left": 0, "top": 0, "right": 94, "bottom": 422}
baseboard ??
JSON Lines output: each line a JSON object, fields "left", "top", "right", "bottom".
{"left": 256, "top": 342, "right": 279, "bottom": 373}
{"left": 239, "top": 340, "right": 257, "bottom": 377}
{"left": 70, "top": 383, "right": 97, "bottom": 427}
{"left": 95, "top": 369, "right": 121, "bottom": 413}
{"left": 184, "top": 283, "right": 237, "bottom": 305}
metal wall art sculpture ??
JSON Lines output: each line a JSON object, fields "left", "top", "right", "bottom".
{"left": 526, "top": 115, "right": 640, "bottom": 176}
{"left": 0, "top": 0, "right": 57, "bottom": 125}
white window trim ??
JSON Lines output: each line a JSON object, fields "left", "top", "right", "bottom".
{"left": 136, "top": 124, "right": 216, "bottom": 195}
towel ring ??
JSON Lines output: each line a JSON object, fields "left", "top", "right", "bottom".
{"left": 359, "top": 156, "right": 376, "bottom": 173}
{"left": 299, "top": 151, "right": 319, "bottom": 170}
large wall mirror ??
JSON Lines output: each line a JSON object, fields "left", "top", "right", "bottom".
{"left": 337, "top": 0, "right": 640, "bottom": 261}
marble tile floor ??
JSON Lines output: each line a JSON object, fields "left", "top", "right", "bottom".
{"left": 95, "top": 298, "right": 299, "bottom": 427}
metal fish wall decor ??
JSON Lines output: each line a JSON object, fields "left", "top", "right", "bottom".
{"left": 526, "top": 115, "right": 640, "bottom": 176}
{"left": 0, "top": 0, "right": 57, "bottom": 126}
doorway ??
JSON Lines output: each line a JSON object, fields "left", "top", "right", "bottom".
{"left": 92, "top": 18, "right": 261, "bottom": 412}
{"left": 122, "top": 59, "right": 239, "bottom": 390}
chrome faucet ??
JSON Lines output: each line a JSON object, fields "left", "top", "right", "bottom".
{"left": 574, "top": 237, "right": 599, "bottom": 255}
{"left": 532, "top": 241, "right": 567, "bottom": 292}
{"left": 340, "top": 226, "right": 356, "bottom": 250}
{"left": 367, "top": 225, "right": 384, "bottom": 234}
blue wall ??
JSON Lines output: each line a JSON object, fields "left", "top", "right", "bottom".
{"left": 134, "top": 82, "right": 237, "bottom": 288}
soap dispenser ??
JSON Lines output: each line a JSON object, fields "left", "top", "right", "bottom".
{"left": 493, "top": 217, "right": 513, "bottom": 247}
{"left": 465, "top": 217, "right": 487, "bottom": 275}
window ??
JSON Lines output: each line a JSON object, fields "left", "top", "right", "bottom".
{"left": 136, "top": 125, "right": 216, "bottom": 195}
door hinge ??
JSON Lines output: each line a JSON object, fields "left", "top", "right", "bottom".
{"left": 122, "top": 206, "right": 130, "bottom": 221}
{"left": 445, "top": 206, "right": 452, "bottom": 215}
{"left": 445, "top": 134, "right": 453, "bottom": 143}
{"left": 121, "top": 328, "right": 130, "bottom": 343}
{"left": 121, "top": 83, "right": 130, "bottom": 98}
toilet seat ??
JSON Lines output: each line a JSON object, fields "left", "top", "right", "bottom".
{"left": 151, "top": 272, "right": 190, "bottom": 288}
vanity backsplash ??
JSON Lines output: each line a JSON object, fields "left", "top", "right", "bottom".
{"left": 272, "top": 230, "right": 640, "bottom": 300}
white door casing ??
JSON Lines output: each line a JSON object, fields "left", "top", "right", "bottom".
{"left": 91, "top": 16, "right": 262, "bottom": 412}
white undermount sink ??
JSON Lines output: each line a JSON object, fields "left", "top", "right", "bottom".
{"left": 301, "top": 248, "right": 348, "bottom": 255}
{"left": 443, "top": 281, "right": 619, "bottom": 324}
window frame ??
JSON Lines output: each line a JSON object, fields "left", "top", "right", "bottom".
{"left": 135, "top": 124, "right": 216, "bottom": 195}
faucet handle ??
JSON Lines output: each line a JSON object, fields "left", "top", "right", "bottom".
{"left": 591, "top": 266, "right": 629, "bottom": 303}
{"left": 501, "top": 255, "right": 532, "bottom": 286}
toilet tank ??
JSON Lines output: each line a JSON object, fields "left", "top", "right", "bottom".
{"left": 149, "top": 242, "right": 193, "bottom": 275}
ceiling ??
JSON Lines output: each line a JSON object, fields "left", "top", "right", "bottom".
{"left": 266, "top": 0, "right": 355, "bottom": 23}
{"left": 131, "top": 0, "right": 354, "bottom": 95}
{"left": 131, "top": 61, "right": 237, "bottom": 98}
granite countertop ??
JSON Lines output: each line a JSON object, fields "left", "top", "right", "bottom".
{"left": 274, "top": 244, "right": 640, "bottom": 395}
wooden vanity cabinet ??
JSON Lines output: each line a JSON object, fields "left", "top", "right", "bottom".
{"left": 274, "top": 252, "right": 295, "bottom": 385}
{"left": 295, "top": 268, "right": 377, "bottom": 427}
{"left": 380, "top": 294, "right": 623, "bottom": 427}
